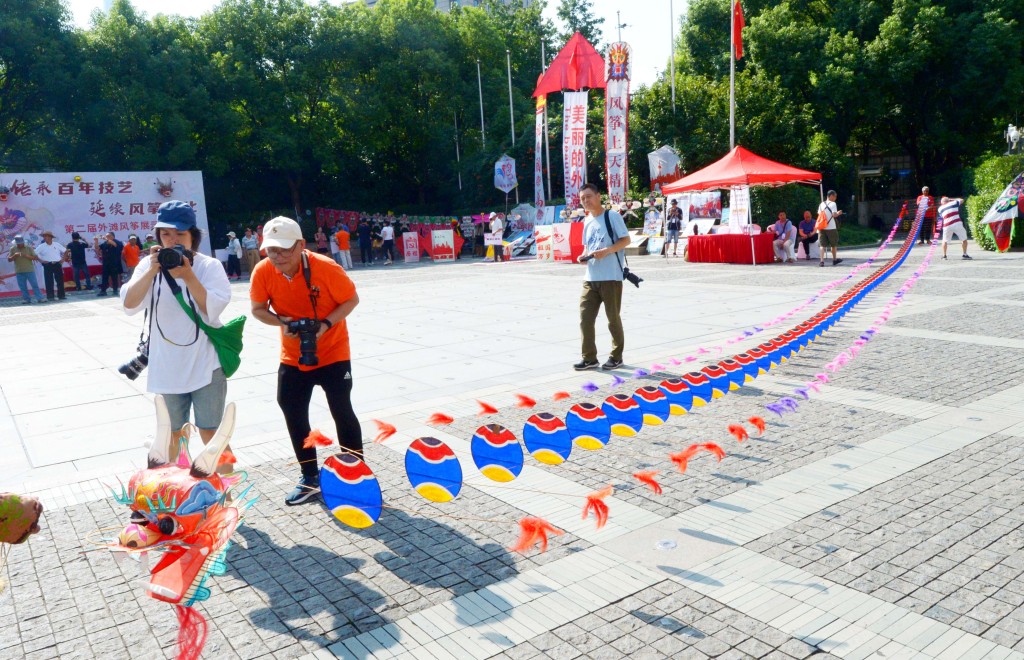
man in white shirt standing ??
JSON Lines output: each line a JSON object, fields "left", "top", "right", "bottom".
{"left": 35, "top": 230, "right": 68, "bottom": 301}
{"left": 575, "top": 183, "right": 631, "bottom": 371}
{"left": 816, "top": 190, "right": 844, "bottom": 267}
{"left": 489, "top": 212, "right": 504, "bottom": 262}
{"left": 380, "top": 220, "right": 395, "bottom": 265}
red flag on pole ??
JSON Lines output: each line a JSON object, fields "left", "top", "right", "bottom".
{"left": 733, "top": 1, "right": 745, "bottom": 59}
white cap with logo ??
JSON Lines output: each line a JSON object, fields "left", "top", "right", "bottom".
{"left": 261, "top": 216, "right": 304, "bottom": 249}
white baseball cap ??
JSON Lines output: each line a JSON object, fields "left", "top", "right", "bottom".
{"left": 261, "top": 216, "right": 304, "bottom": 249}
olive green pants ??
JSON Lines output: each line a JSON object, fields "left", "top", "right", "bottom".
{"left": 580, "top": 280, "right": 624, "bottom": 362}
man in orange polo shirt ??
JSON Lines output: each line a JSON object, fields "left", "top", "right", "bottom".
{"left": 334, "top": 224, "right": 352, "bottom": 270}
{"left": 250, "top": 216, "right": 362, "bottom": 505}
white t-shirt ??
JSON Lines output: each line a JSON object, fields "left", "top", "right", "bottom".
{"left": 381, "top": 226, "right": 395, "bottom": 241}
{"left": 817, "top": 200, "right": 839, "bottom": 230}
{"left": 228, "top": 237, "right": 242, "bottom": 258}
{"left": 121, "top": 252, "right": 231, "bottom": 394}
{"left": 490, "top": 217, "right": 503, "bottom": 234}
{"left": 35, "top": 241, "right": 66, "bottom": 263}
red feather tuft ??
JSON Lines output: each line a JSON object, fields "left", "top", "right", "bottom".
{"left": 217, "top": 449, "right": 237, "bottom": 467}
{"left": 372, "top": 419, "right": 397, "bottom": 444}
{"left": 582, "top": 486, "right": 613, "bottom": 529}
{"left": 633, "top": 470, "right": 663, "bottom": 495}
{"left": 747, "top": 416, "right": 766, "bottom": 435}
{"left": 514, "top": 394, "right": 537, "bottom": 408}
{"left": 302, "top": 429, "right": 333, "bottom": 449}
{"left": 175, "top": 605, "right": 208, "bottom": 660}
{"left": 510, "top": 516, "right": 564, "bottom": 553}
{"left": 426, "top": 412, "right": 455, "bottom": 426}
{"left": 552, "top": 391, "right": 571, "bottom": 401}
{"left": 669, "top": 452, "right": 689, "bottom": 474}
{"left": 728, "top": 424, "right": 749, "bottom": 443}
{"left": 477, "top": 400, "right": 499, "bottom": 416}
{"left": 695, "top": 442, "right": 726, "bottom": 461}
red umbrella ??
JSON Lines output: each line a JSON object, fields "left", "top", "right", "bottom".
{"left": 532, "top": 32, "right": 607, "bottom": 97}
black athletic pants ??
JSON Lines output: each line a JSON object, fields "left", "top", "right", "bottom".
{"left": 278, "top": 360, "right": 363, "bottom": 477}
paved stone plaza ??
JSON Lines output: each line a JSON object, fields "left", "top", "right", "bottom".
{"left": 2, "top": 241, "right": 1024, "bottom": 659}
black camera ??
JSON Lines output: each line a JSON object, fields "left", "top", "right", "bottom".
{"left": 287, "top": 318, "right": 321, "bottom": 366}
{"left": 623, "top": 267, "right": 643, "bottom": 288}
{"left": 157, "top": 245, "right": 194, "bottom": 270}
{"left": 118, "top": 341, "right": 150, "bottom": 380}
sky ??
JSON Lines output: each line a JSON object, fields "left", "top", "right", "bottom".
{"left": 65, "top": 0, "right": 676, "bottom": 87}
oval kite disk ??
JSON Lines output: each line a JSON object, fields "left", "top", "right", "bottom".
{"left": 681, "top": 371, "right": 713, "bottom": 407}
{"left": 718, "top": 359, "right": 746, "bottom": 391}
{"left": 659, "top": 378, "right": 692, "bottom": 415}
{"left": 523, "top": 413, "right": 572, "bottom": 465}
{"left": 633, "top": 386, "right": 670, "bottom": 425}
{"left": 602, "top": 394, "right": 644, "bottom": 437}
{"left": 700, "top": 365, "right": 730, "bottom": 400}
{"left": 320, "top": 454, "right": 383, "bottom": 529}
{"left": 565, "top": 403, "right": 611, "bottom": 450}
{"left": 405, "top": 437, "right": 463, "bottom": 502}
{"left": 471, "top": 424, "right": 523, "bottom": 482}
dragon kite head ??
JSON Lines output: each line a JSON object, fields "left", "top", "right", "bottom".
{"left": 110, "top": 397, "right": 250, "bottom": 606}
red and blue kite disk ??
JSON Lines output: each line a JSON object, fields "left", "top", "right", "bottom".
{"left": 405, "top": 437, "right": 463, "bottom": 502}
{"left": 700, "top": 364, "right": 730, "bottom": 400}
{"left": 471, "top": 424, "right": 523, "bottom": 482}
{"left": 731, "top": 353, "right": 758, "bottom": 383}
{"left": 602, "top": 394, "right": 644, "bottom": 437}
{"left": 320, "top": 454, "right": 383, "bottom": 529}
{"left": 633, "top": 386, "right": 670, "bottom": 425}
{"left": 659, "top": 378, "right": 692, "bottom": 415}
{"left": 681, "top": 371, "right": 713, "bottom": 407}
{"left": 717, "top": 359, "right": 746, "bottom": 391}
{"left": 523, "top": 413, "right": 573, "bottom": 465}
{"left": 565, "top": 403, "right": 611, "bottom": 450}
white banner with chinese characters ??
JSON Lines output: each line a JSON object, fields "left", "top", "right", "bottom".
{"left": 0, "top": 171, "right": 208, "bottom": 297}
{"left": 494, "top": 155, "right": 517, "bottom": 194}
{"left": 402, "top": 232, "right": 420, "bottom": 263}
{"left": 562, "top": 91, "right": 588, "bottom": 209}
{"left": 604, "top": 43, "right": 632, "bottom": 204}
{"left": 535, "top": 95, "right": 546, "bottom": 224}
{"left": 729, "top": 186, "right": 750, "bottom": 230}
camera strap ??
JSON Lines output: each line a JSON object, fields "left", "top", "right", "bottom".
{"left": 602, "top": 210, "right": 627, "bottom": 275}
{"left": 301, "top": 251, "right": 320, "bottom": 321}
{"left": 154, "top": 271, "right": 200, "bottom": 347}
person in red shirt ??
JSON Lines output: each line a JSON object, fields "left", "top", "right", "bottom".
{"left": 916, "top": 186, "right": 936, "bottom": 245}
{"left": 250, "top": 216, "right": 362, "bottom": 505}
{"left": 334, "top": 226, "right": 352, "bottom": 269}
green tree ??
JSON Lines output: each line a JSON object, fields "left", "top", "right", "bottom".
{"left": 556, "top": 0, "right": 604, "bottom": 49}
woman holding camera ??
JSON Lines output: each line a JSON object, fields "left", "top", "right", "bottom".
{"left": 121, "top": 201, "right": 233, "bottom": 469}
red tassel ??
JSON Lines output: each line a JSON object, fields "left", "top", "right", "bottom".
{"left": 175, "top": 605, "right": 208, "bottom": 660}
{"left": 669, "top": 452, "right": 689, "bottom": 474}
{"left": 217, "top": 449, "right": 237, "bottom": 467}
{"left": 510, "top": 516, "right": 564, "bottom": 553}
{"left": 552, "top": 391, "right": 571, "bottom": 401}
{"left": 514, "top": 394, "right": 537, "bottom": 408}
{"left": 727, "top": 424, "right": 749, "bottom": 443}
{"left": 582, "top": 486, "right": 613, "bottom": 529}
{"left": 691, "top": 442, "right": 726, "bottom": 461}
{"left": 747, "top": 416, "right": 766, "bottom": 435}
{"left": 633, "top": 470, "right": 663, "bottom": 495}
{"left": 426, "top": 412, "right": 454, "bottom": 426}
{"left": 302, "top": 429, "right": 333, "bottom": 449}
{"left": 476, "top": 400, "right": 499, "bottom": 416}
{"left": 371, "top": 419, "right": 397, "bottom": 444}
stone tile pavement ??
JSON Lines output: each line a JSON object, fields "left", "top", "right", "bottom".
{"left": 2, "top": 241, "right": 1024, "bottom": 659}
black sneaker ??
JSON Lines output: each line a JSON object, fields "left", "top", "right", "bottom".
{"left": 96, "top": 291, "right": 107, "bottom": 297}
{"left": 819, "top": 261, "right": 825, "bottom": 267}
{"left": 601, "top": 358, "right": 624, "bottom": 370}
{"left": 942, "top": 255, "right": 948, "bottom": 260}
{"left": 285, "top": 475, "right": 320, "bottom": 505}
{"left": 573, "top": 359, "right": 599, "bottom": 371}
{"left": 962, "top": 254, "right": 972, "bottom": 260}
{"left": 833, "top": 258, "right": 843, "bottom": 266}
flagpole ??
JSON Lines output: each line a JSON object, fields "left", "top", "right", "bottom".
{"left": 477, "top": 59, "right": 486, "bottom": 147}
{"left": 542, "top": 40, "right": 551, "bottom": 201}
{"left": 669, "top": 0, "right": 676, "bottom": 114}
{"left": 729, "top": 1, "right": 736, "bottom": 149}
{"left": 454, "top": 111, "right": 462, "bottom": 191}
{"left": 506, "top": 50, "right": 519, "bottom": 203}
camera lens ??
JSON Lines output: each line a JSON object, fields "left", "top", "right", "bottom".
{"left": 158, "top": 247, "right": 183, "bottom": 269}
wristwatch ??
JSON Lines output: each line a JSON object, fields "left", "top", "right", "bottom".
{"left": 322, "top": 319, "right": 333, "bottom": 330}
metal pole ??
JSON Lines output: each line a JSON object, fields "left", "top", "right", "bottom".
{"left": 454, "top": 111, "right": 462, "bottom": 191}
{"left": 506, "top": 50, "right": 515, "bottom": 148}
{"left": 617, "top": 11, "right": 622, "bottom": 42}
{"left": 729, "top": 2, "right": 736, "bottom": 149}
{"left": 477, "top": 59, "right": 486, "bottom": 147}
{"left": 669, "top": 0, "right": 676, "bottom": 113}
{"left": 542, "top": 40, "right": 551, "bottom": 201}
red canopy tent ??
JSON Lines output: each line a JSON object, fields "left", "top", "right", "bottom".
{"left": 532, "top": 32, "right": 606, "bottom": 97}
{"left": 663, "top": 146, "right": 822, "bottom": 265}
{"left": 663, "top": 146, "right": 821, "bottom": 193}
